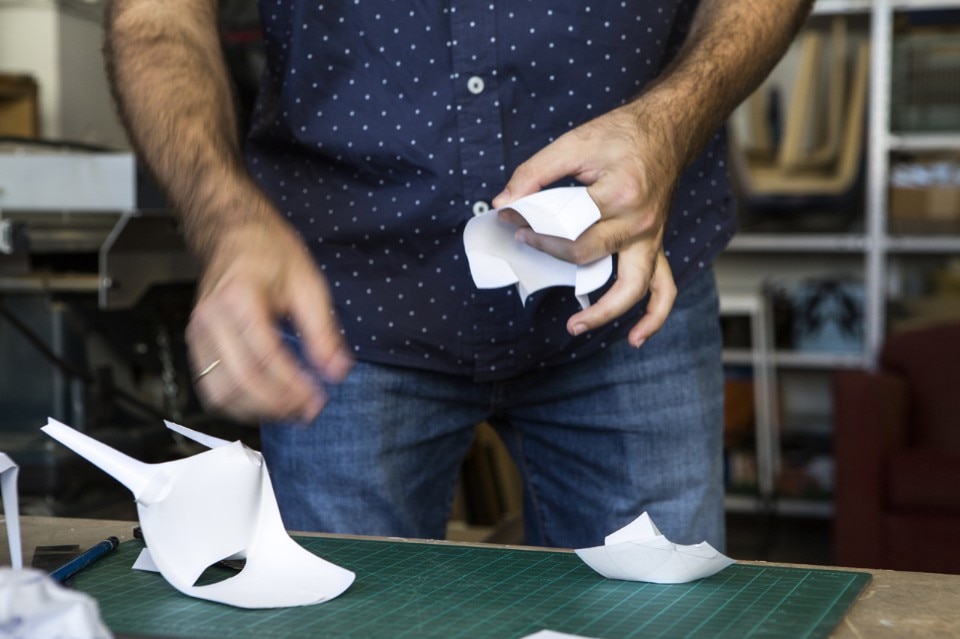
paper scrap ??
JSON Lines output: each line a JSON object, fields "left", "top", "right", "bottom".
{"left": 520, "top": 631, "right": 602, "bottom": 639}
{"left": 0, "top": 568, "right": 112, "bottom": 639}
{"left": 575, "top": 512, "right": 734, "bottom": 584}
{"left": 464, "top": 187, "right": 613, "bottom": 309}
{"left": 0, "top": 452, "right": 22, "bottom": 570}
{"left": 41, "top": 418, "right": 355, "bottom": 609}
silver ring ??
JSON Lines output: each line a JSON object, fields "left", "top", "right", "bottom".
{"left": 195, "top": 358, "right": 222, "bottom": 381}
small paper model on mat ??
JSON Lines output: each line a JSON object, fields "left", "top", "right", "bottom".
{"left": 575, "top": 512, "right": 734, "bottom": 584}
{"left": 463, "top": 186, "right": 613, "bottom": 310}
{"left": 41, "top": 418, "right": 355, "bottom": 609}
{"left": 0, "top": 452, "right": 22, "bottom": 570}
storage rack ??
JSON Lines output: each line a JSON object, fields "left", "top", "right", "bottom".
{"left": 720, "top": 0, "right": 960, "bottom": 518}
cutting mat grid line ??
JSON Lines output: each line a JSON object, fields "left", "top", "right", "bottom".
{"left": 72, "top": 537, "right": 870, "bottom": 639}
{"left": 436, "top": 556, "right": 592, "bottom": 638}
{"left": 616, "top": 576, "right": 741, "bottom": 638}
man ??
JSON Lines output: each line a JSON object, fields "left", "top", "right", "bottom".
{"left": 104, "top": 0, "right": 813, "bottom": 548}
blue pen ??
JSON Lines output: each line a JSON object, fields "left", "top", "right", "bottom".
{"left": 50, "top": 536, "right": 119, "bottom": 583}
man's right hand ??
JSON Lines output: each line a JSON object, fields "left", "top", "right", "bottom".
{"left": 185, "top": 209, "right": 353, "bottom": 423}
{"left": 102, "top": 1, "right": 351, "bottom": 423}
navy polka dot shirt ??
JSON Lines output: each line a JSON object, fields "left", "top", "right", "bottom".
{"left": 244, "top": 1, "right": 736, "bottom": 381}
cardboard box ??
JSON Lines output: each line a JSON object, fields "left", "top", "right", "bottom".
{"left": 889, "top": 185, "right": 960, "bottom": 233}
{"left": 0, "top": 73, "right": 39, "bottom": 138}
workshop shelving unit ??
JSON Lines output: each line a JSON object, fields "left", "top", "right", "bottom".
{"left": 718, "top": 0, "right": 960, "bottom": 518}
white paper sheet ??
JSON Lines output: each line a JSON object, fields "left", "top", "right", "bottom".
{"left": 41, "top": 419, "right": 355, "bottom": 609}
{"left": 520, "top": 631, "right": 601, "bottom": 639}
{"left": 464, "top": 187, "right": 613, "bottom": 309}
{"left": 0, "top": 568, "right": 112, "bottom": 639}
{"left": 575, "top": 513, "right": 734, "bottom": 584}
{"left": 0, "top": 453, "right": 22, "bottom": 570}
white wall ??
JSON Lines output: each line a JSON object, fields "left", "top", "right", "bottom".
{"left": 0, "top": 0, "right": 129, "bottom": 149}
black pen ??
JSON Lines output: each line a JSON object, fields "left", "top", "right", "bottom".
{"left": 50, "top": 536, "right": 120, "bottom": 583}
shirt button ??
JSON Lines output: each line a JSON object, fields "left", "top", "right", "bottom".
{"left": 467, "top": 76, "right": 485, "bottom": 95}
{"left": 472, "top": 200, "right": 490, "bottom": 216}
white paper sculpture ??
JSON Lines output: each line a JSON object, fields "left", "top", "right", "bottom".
{"left": 0, "top": 453, "right": 22, "bottom": 570}
{"left": 0, "top": 568, "right": 112, "bottom": 639}
{"left": 575, "top": 512, "right": 734, "bottom": 584}
{"left": 464, "top": 187, "right": 613, "bottom": 309}
{"left": 41, "top": 418, "right": 355, "bottom": 609}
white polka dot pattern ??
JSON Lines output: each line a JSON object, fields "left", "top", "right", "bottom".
{"left": 244, "top": 1, "right": 735, "bottom": 380}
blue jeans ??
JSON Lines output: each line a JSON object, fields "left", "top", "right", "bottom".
{"left": 261, "top": 268, "right": 724, "bottom": 549}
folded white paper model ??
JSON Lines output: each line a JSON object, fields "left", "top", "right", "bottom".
{"left": 0, "top": 452, "right": 22, "bottom": 570}
{"left": 575, "top": 512, "right": 734, "bottom": 584}
{"left": 463, "top": 187, "right": 613, "bottom": 309}
{"left": 41, "top": 418, "right": 355, "bottom": 609}
{"left": 0, "top": 568, "right": 112, "bottom": 639}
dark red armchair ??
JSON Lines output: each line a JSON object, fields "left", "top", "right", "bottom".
{"left": 833, "top": 320, "right": 960, "bottom": 574}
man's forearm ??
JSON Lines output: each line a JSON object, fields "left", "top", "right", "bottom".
{"left": 104, "top": 0, "right": 268, "bottom": 259}
{"left": 638, "top": 0, "right": 815, "bottom": 168}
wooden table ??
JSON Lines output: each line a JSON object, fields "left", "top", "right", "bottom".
{"left": 3, "top": 516, "right": 959, "bottom": 638}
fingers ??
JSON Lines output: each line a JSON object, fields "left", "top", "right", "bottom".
{"left": 183, "top": 214, "right": 354, "bottom": 423}
{"left": 500, "top": 202, "right": 640, "bottom": 267}
{"left": 515, "top": 224, "right": 603, "bottom": 266}
{"left": 566, "top": 249, "right": 676, "bottom": 348}
{"left": 498, "top": 203, "right": 609, "bottom": 268}
{"left": 500, "top": 182, "right": 657, "bottom": 268}
{"left": 496, "top": 207, "right": 529, "bottom": 228}
{"left": 565, "top": 244, "right": 654, "bottom": 337}
{"left": 627, "top": 252, "right": 677, "bottom": 348}
{"left": 188, "top": 278, "right": 327, "bottom": 423}
{"left": 494, "top": 105, "right": 679, "bottom": 345}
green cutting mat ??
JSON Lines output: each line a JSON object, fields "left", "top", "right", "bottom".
{"left": 72, "top": 537, "right": 869, "bottom": 639}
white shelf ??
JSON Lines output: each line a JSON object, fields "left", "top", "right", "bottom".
{"left": 725, "top": 495, "right": 835, "bottom": 518}
{"left": 778, "top": 498, "right": 835, "bottom": 518}
{"left": 809, "top": 0, "right": 960, "bottom": 16}
{"left": 811, "top": 0, "right": 960, "bottom": 13}
{"left": 730, "top": 233, "right": 960, "bottom": 254}
{"left": 776, "top": 351, "right": 866, "bottom": 368}
{"left": 892, "top": 0, "right": 960, "bottom": 9}
{"left": 887, "top": 235, "right": 960, "bottom": 253}
{"left": 728, "top": 234, "right": 867, "bottom": 253}
{"left": 723, "top": 0, "right": 960, "bottom": 520}
{"left": 724, "top": 349, "right": 867, "bottom": 369}
{"left": 0, "top": 153, "right": 135, "bottom": 213}
{"left": 725, "top": 495, "right": 767, "bottom": 515}
{"left": 813, "top": 0, "right": 872, "bottom": 15}
{"left": 0, "top": 274, "right": 100, "bottom": 293}
{"left": 888, "top": 133, "right": 960, "bottom": 153}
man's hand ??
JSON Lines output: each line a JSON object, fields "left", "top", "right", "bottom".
{"left": 492, "top": 102, "right": 679, "bottom": 348}
{"left": 104, "top": 0, "right": 353, "bottom": 423}
{"left": 492, "top": 0, "right": 814, "bottom": 347}
{"left": 186, "top": 210, "right": 353, "bottom": 423}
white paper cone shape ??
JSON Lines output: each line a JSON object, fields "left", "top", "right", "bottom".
{"left": 42, "top": 418, "right": 355, "bottom": 608}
